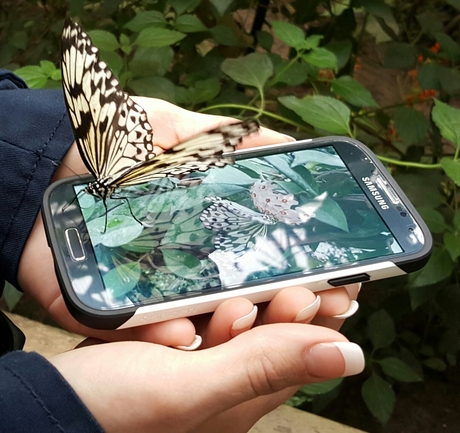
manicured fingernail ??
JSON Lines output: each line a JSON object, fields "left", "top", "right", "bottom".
{"left": 294, "top": 296, "right": 321, "bottom": 322}
{"left": 307, "top": 342, "right": 365, "bottom": 378}
{"left": 231, "top": 306, "right": 258, "bottom": 337}
{"left": 280, "top": 133, "right": 296, "bottom": 142}
{"left": 332, "top": 300, "right": 359, "bottom": 319}
{"left": 174, "top": 335, "right": 202, "bottom": 351}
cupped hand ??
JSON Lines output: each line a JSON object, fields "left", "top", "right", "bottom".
{"left": 18, "top": 97, "right": 360, "bottom": 347}
{"left": 50, "top": 322, "right": 364, "bottom": 433}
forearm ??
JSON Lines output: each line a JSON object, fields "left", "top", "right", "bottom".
{"left": 0, "top": 70, "right": 74, "bottom": 288}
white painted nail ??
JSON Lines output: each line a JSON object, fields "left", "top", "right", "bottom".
{"left": 231, "top": 306, "right": 258, "bottom": 336}
{"left": 280, "top": 133, "right": 296, "bottom": 142}
{"left": 332, "top": 300, "right": 359, "bottom": 319}
{"left": 333, "top": 342, "right": 365, "bottom": 377}
{"left": 174, "top": 334, "right": 202, "bottom": 351}
{"left": 294, "top": 296, "right": 321, "bottom": 322}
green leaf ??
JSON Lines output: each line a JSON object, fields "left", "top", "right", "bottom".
{"left": 129, "top": 47, "right": 174, "bottom": 77}
{"left": 39, "top": 60, "right": 56, "bottom": 75}
{"left": 434, "top": 32, "right": 460, "bottom": 62}
{"left": 129, "top": 76, "right": 176, "bottom": 102}
{"left": 444, "top": 232, "right": 460, "bottom": 261}
{"left": 432, "top": 100, "right": 460, "bottom": 148}
{"left": 103, "top": 262, "right": 141, "bottom": 298}
{"left": 415, "top": 207, "right": 446, "bottom": 234}
{"left": 416, "top": 12, "right": 444, "bottom": 35}
{"left": 393, "top": 107, "right": 429, "bottom": 145}
{"left": 9, "top": 31, "right": 27, "bottom": 50}
{"left": 174, "top": 14, "right": 207, "bottom": 33}
{"left": 13, "top": 65, "right": 48, "bottom": 88}
{"left": 169, "top": 0, "right": 202, "bottom": 15}
{"left": 409, "top": 247, "right": 454, "bottom": 291}
{"left": 312, "top": 197, "right": 349, "bottom": 231}
{"left": 124, "top": 11, "right": 167, "bottom": 32}
{"left": 210, "top": 25, "right": 241, "bottom": 46}
{"left": 325, "top": 40, "right": 353, "bottom": 69}
{"left": 271, "top": 21, "right": 306, "bottom": 50}
{"left": 273, "top": 60, "right": 308, "bottom": 86}
{"left": 292, "top": 149, "right": 345, "bottom": 168}
{"left": 209, "top": 0, "right": 234, "bottom": 16}
{"left": 221, "top": 53, "right": 273, "bottom": 93}
{"left": 278, "top": 95, "right": 351, "bottom": 135}
{"left": 99, "top": 51, "right": 123, "bottom": 76}
{"left": 87, "top": 30, "right": 120, "bottom": 52}
{"left": 441, "top": 158, "right": 460, "bottom": 186}
{"left": 302, "top": 35, "right": 324, "bottom": 50}
{"left": 303, "top": 47, "right": 338, "bottom": 71}
{"left": 419, "top": 63, "right": 460, "bottom": 94}
{"left": 298, "top": 378, "right": 343, "bottom": 395}
{"left": 134, "top": 27, "right": 186, "bottom": 48}
{"left": 453, "top": 209, "right": 460, "bottom": 231}
{"left": 176, "top": 78, "right": 220, "bottom": 105}
{"left": 446, "top": 0, "right": 460, "bottom": 10}
{"left": 361, "top": 373, "right": 395, "bottom": 425}
{"left": 422, "top": 357, "right": 447, "bottom": 371}
{"left": 162, "top": 249, "right": 201, "bottom": 278}
{"left": 377, "top": 357, "right": 422, "bottom": 382}
{"left": 367, "top": 309, "right": 395, "bottom": 350}
{"left": 50, "top": 69, "right": 62, "bottom": 81}
{"left": 256, "top": 30, "right": 274, "bottom": 51}
{"left": 331, "top": 75, "right": 378, "bottom": 107}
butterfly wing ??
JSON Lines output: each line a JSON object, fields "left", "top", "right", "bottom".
{"left": 61, "top": 19, "right": 155, "bottom": 180}
{"left": 114, "top": 120, "right": 259, "bottom": 186}
{"left": 200, "top": 197, "right": 275, "bottom": 253}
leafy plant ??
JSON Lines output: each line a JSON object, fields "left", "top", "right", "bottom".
{"left": 3, "top": 0, "right": 460, "bottom": 427}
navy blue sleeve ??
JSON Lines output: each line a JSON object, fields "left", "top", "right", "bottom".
{"left": 0, "top": 70, "right": 104, "bottom": 432}
{"left": 0, "top": 351, "right": 103, "bottom": 433}
{"left": 0, "top": 69, "right": 75, "bottom": 288}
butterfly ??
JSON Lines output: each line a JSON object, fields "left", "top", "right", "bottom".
{"left": 60, "top": 19, "right": 259, "bottom": 217}
{"left": 200, "top": 196, "right": 277, "bottom": 254}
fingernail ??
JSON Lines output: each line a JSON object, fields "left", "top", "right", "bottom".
{"left": 307, "top": 342, "right": 365, "bottom": 378}
{"left": 174, "top": 334, "right": 202, "bottom": 351}
{"left": 294, "top": 296, "right": 321, "bottom": 323}
{"left": 280, "top": 133, "right": 296, "bottom": 142}
{"left": 332, "top": 300, "right": 359, "bottom": 319}
{"left": 231, "top": 306, "right": 258, "bottom": 337}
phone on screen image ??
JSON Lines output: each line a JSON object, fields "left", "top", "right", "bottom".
{"left": 42, "top": 137, "right": 432, "bottom": 330}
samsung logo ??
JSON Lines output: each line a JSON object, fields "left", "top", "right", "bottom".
{"left": 362, "top": 177, "right": 390, "bottom": 210}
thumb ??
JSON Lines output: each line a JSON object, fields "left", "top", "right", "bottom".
{"left": 182, "top": 323, "right": 364, "bottom": 417}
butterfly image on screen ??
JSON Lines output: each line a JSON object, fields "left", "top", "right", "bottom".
{"left": 60, "top": 18, "right": 259, "bottom": 226}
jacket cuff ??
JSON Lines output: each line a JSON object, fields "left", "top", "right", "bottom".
{"left": 0, "top": 351, "right": 103, "bottom": 432}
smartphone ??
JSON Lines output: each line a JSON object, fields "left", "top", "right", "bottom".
{"left": 42, "top": 137, "right": 432, "bottom": 329}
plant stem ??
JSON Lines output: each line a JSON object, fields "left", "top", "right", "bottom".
{"left": 377, "top": 155, "right": 442, "bottom": 169}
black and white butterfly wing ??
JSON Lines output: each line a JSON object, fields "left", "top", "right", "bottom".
{"left": 61, "top": 19, "right": 155, "bottom": 182}
{"left": 200, "top": 197, "right": 276, "bottom": 253}
{"left": 115, "top": 120, "right": 259, "bottom": 186}
{"left": 62, "top": 19, "right": 259, "bottom": 197}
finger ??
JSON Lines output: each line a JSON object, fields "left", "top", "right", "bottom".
{"left": 196, "top": 298, "right": 257, "bottom": 347}
{"left": 261, "top": 286, "right": 320, "bottom": 324}
{"left": 50, "top": 324, "right": 364, "bottom": 433}
{"left": 47, "top": 295, "right": 198, "bottom": 346}
{"left": 312, "top": 283, "right": 362, "bottom": 331}
{"left": 173, "top": 324, "right": 364, "bottom": 422}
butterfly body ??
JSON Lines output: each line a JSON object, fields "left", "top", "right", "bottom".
{"left": 61, "top": 18, "right": 258, "bottom": 209}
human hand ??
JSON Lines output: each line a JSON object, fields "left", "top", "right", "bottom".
{"left": 18, "top": 97, "right": 360, "bottom": 346}
{"left": 50, "top": 321, "right": 364, "bottom": 433}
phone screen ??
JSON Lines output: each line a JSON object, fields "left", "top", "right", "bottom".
{"left": 70, "top": 143, "right": 412, "bottom": 311}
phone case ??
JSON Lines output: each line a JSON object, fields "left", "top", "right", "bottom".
{"left": 42, "top": 137, "right": 432, "bottom": 329}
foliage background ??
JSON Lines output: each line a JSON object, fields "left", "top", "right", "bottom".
{"left": 2, "top": 0, "right": 460, "bottom": 431}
